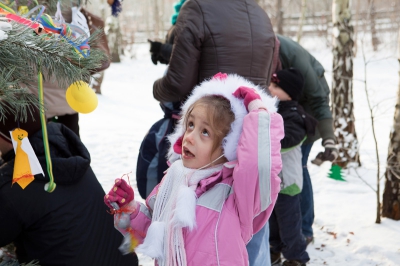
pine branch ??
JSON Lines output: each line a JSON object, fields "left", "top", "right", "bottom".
{"left": 0, "top": 68, "right": 42, "bottom": 123}
{"left": 0, "top": 22, "right": 107, "bottom": 120}
{"left": 0, "top": 23, "right": 106, "bottom": 87}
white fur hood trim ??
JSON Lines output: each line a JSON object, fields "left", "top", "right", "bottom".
{"left": 168, "top": 74, "right": 278, "bottom": 162}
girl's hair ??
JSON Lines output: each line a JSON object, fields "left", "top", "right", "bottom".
{"left": 183, "top": 95, "right": 235, "bottom": 157}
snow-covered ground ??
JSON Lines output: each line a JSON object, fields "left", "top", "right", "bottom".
{"left": 80, "top": 38, "right": 400, "bottom": 265}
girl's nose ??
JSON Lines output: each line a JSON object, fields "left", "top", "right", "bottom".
{"left": 185, "top": 131, "right": 195, "bottom": 144}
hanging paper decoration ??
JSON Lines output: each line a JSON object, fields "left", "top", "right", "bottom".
{"left": 111, "top": 201, "right": 140, "bottom": 254}
{"left": 10, "top": 128, "right": 44, "bottom": 189}
{"left": 0, "top": 2, "right": 15, "bottom": 14}
{"left": 107, "top": 174, "right": 142, "bottom": 254}
{"left": 66, "top": 81, "right": 98, "bottom": 114}
{"left": 1, "top": 3, "right": 90, "bottom": 57}
{"left": 327, "top": 164, "right": 346, "bottom": 181}
{"left": 17, "top": 5, "right": 29, "bottom": 15}
{"left": 0, "top": 21, "right": 11, "bottom": 40}
{"left": 38, "top": 13, "right": 90, "bottom": 57}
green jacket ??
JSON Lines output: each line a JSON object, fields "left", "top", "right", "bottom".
{"left": 277, "top": 35, "right": 335, "bottom": 144}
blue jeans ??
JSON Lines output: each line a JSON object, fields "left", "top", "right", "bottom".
{"left": 269, "top": 194, "right": 309, "bottom": 263}
{"left": 300, "top": 143, "right": 314, "bottom": 238}
{"left": 246, "top": 223, "right": 271, "bottom": 266}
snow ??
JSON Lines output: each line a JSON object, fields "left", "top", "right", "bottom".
{"left": 79, "top": 38, "right": 400, "bottom": 265}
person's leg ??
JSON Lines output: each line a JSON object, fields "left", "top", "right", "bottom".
{"left": 269, "top": 209, "right": 282, "bottom": 265}
{"left": 246, "top": 222, "right": 271, "bottom": 266}
{"left": 275, "top": 194, "right": 309, "bottom": 263}
{"left": 52, "top": 113, "right": 80, "bottom": 137}
{"left": 300, "top": 143, "right": 314, "bottom": 239}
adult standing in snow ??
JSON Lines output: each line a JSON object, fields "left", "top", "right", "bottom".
{"left": 152, "top": 0, "right": 275, "bottom": 103}
{"left": 136, "top": 1, "right": 184, "bottom": 201}
{"left": 271, "top": 34, "right": 338, "bottom": 245}
{"left": 0, "top": 103, "right": 138, "bottom": 266}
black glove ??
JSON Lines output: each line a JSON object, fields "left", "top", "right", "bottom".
{"left": 151, "top": 53, "right": 158, "bottom": 65}
{"left": 311, "top": 139, "right": 338, "bottom": 166}
{"left": 148, "top": 40, "right": 162, "bottom": 65}
{"left": 156, "top": 56, "right": 168, "bottom": 65}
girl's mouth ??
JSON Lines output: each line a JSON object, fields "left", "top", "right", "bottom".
{"left": 183, "top": 147, "right": 195, "bottom": 158}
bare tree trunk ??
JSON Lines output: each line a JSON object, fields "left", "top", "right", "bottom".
{"left": 159, "top": 0, "right": 165, "bottom": 38}
{"left": 153, "top": 0, "right": 160, "bottom": 38}
{"left": 105, "top": 16, "right": 122, "bottom": 62}
{"left": 331, "top": 0, "right": 360, "bottom": 168}
{"left": 353, "top": 0, "right": 360, "bottom": 56}
{"left": 368, "top": 0, "right": 379, "bottom": 51}
{"left": 296, "top": 0, "right": 307, "bottom": 43}
{"left": 276, "top": 0, "right": 284, "bottom": 35}
{"left": 382, "top": 30, "right": 400, "bottom": 220}
{"left": 91, "top": 71, "right": 104, "bottom": 94}
{"left": 145, "top": 0, "right": 150, "bottom": 38}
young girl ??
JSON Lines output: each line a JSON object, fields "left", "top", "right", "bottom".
{"left": 105, "top": 73, "right": 284, "bottom": 266}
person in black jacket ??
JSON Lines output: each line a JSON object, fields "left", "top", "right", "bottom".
{"left": 268, "top": 68, "right": 317, "bottom": 266}
{"left": 0, "top": 105, "right": 138, "bottom": 266}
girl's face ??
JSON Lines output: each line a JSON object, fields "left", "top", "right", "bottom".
{"left": 182, "top": 105, "right": 224, "bottom": 169}
{"left": 268, "top": 82, "right": 292, "bottom": 101}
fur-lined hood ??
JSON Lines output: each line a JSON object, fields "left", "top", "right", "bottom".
{"left": 168, "top": 73, "right": 278, "bottom": 163}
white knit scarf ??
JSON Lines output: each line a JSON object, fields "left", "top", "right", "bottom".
{"left": 136, "top": 159, "right": 223, "bottom": 266}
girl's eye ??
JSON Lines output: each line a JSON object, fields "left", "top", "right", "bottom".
{"left": 188, "top": 122, "right": 194, "bottom": 129}
{"left": 202, "top": 129, "right": 209, "bottom": 137}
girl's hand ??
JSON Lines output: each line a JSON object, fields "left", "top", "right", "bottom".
{"left": 232, "top": 86, "right": 267, "bottom": 112}
{"left": 104, "top": 179, "right": 134, "bottom": 209}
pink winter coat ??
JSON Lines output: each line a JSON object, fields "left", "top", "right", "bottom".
{"left": 129, "top": 109, "right": 283, "bottom": 265}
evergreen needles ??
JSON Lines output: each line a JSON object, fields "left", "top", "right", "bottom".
{"left": 0, "top": 22, "right": 107, "bottom": 120}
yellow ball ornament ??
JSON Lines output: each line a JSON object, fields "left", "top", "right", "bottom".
{"left": 66, "top": 81, "right": 98, "bottom": 114}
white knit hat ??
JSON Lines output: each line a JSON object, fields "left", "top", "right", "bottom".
{"left": 168, "top": 73, "right": 278, "bottom": 163}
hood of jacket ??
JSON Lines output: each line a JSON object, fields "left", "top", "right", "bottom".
{"left": 0, "top": 123, "right": 90, "bottom": 188}
{"left": 168, "top": 73, "right": 278, "bottom": 163}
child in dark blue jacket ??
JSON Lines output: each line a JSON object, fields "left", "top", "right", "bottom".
{"left": 268, "top": 68, "right": 317, "bottom": 266}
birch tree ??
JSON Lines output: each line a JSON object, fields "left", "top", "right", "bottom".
{"left": 105, "top": 16, "right": 122, "bottom": 62}
{"left": 331, "top": 0, "right": 360, "bottom": 168}
{"left": 275, "top": 0, "right": 284, "bottom": 35}
{"left": 296, "top": 0, "right": 307, "bottom": 43}
{"left": 153, "top": 0, "right": 160, "bottom": 38}
{"left": 382, "top": 30, "right": 400, "bottom": 221}
{"left": 368, "top": 0, "right": 379, "bottom": 51}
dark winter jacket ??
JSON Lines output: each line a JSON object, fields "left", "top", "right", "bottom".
{"left": 277, "top": 34, "right": 335, "bottom": 144}
{"left": 153, "top": 0, "right": 275, "bottom": 103}
{"left": 0, "top": 123, "right": 138, "bottom": 266}
{"left": 278, "top": 101, "right": 317, "bottom": 149}
{"left": 278, "top": 101, "right": 317, "bottom": 196}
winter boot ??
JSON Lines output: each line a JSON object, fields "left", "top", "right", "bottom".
{"left": 271, "top": 251, "right": 282, "bottom": 266}
{"left": 305, "top": 235, "right": 314, "bottom": 246}
{"left": 282, "top": 260, "right": 306, "bottom": 266}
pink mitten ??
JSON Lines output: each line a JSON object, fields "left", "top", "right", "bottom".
{"left": 104, "top": 179, "right": 134, "bottom": 209}
{"left": 232, "top": 86, "right": 266, "bottom": 112}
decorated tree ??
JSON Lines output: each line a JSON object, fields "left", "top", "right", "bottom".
{"left": 0, "top": 1, "right": 107, "bottom": 263}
